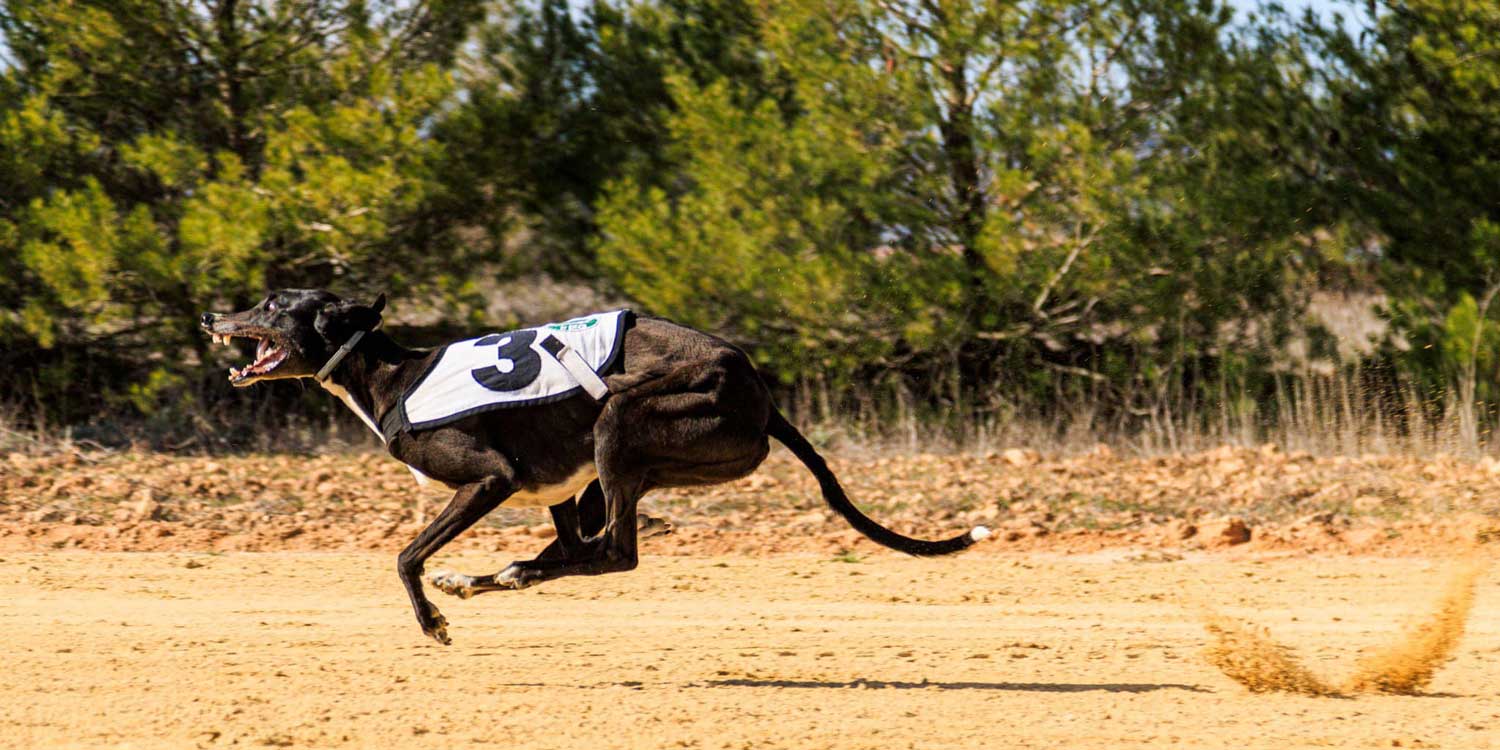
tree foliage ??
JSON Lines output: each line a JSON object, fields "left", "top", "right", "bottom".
{"left": 0, "top": 0, "right": 482, "bottom": 422}
{"left": 596, "top": 0, "right": 1319, "bottom": 420}
{"left": 433, "top": 0, "right": 767, "bottom": 276}
{"left": 4, "top": 0, "right": 1499, "bottom": 444}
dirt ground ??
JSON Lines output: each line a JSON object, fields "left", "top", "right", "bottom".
{"left": 4, "top": 551, "right": 1498, "bottom": 749}
{"left": 7, "top": 445, "right": 1500, "bottom": 556}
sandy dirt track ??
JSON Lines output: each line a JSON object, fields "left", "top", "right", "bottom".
{"left": 4, "top": 551, "right": 1499, "bottom": 749}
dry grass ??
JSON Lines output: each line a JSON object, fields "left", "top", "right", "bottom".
{"left": 1201, "top": 561, "right": 1487, "bottom": 696}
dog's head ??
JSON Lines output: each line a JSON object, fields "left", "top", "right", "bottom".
{"left": 199, "top": 289, "right": 386, "bottom": 387}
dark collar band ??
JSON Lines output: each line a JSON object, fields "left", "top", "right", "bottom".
{"left": 315, "top": 329, "right": 367, "bottom": 383}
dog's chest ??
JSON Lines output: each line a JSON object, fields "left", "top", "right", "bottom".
{"left": 321, "top": 382, "right": 443, "bottom": 491}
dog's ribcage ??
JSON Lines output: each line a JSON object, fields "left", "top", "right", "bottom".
{"left": 322, "top": 381, "right": 595, "bottom": 507}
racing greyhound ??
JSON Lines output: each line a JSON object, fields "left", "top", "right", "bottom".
{"left": 201, "top": 290, "right": 989, "bottom": 644}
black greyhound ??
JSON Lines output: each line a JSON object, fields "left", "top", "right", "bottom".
{"left": 201, "top": 289, "right": 989, "bottom": 644}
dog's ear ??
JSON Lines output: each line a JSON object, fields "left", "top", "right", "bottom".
{"left": 315, "top": 297, "right": 384, "bottom": 343}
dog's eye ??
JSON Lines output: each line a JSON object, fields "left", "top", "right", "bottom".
{"left": 267, "top": 300, "right": 279, "bottom": 312}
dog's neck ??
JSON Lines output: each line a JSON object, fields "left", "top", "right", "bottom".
{"left": 315, "top": 330, "right": 423, "bottom": 438}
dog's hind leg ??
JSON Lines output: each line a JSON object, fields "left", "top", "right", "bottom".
{"left": 542, "top": 496, "right": 587, "bottom": 560}
{"left": 450, "top": 408, "right": 651, "bottom": 591}
{"left": 432, "top": 481, "right": 673, "bottom": 598}
{"left": 397, "top": 473, "right": 514, "bottom": 645}
{"left": 479, "top": 371, "right": 766, "bottom": 589}
{"left": 541, "top": 481, "right": 672, "bottom": 556}
{"left": 461, "top": 480, "right": 649, "bottom": 592}
{"left": 536, "top": 481, "right": 606, "bottom": 560}
{"left": 430, "top": 490, "right": 590, "bottom": 600}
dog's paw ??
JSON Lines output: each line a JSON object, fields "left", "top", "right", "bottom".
{"left": 494, "top": 563, "right": 536, "bottom": 590}
{"left": 428, "top": 570, "right": 476, "bottom": 600}
{"left": 637, "top": 513, "right": 674, "bottom": 539}
{"left": 420, "top": 602, "right": 451, "bottom": 645}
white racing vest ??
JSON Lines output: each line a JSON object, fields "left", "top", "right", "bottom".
{"left": 384, "top": 310, "right": 632, "bottom": 438}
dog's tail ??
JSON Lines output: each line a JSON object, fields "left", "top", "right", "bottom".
{"left": 766, "top": 408, "right": 989, "bottom": 556}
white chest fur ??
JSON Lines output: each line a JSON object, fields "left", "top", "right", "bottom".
{"left": 320, "top": 381, "right": 441, "bottom": 490}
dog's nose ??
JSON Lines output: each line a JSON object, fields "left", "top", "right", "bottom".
{"left": 200, "top": 312, "right": 216, "bottom": 328}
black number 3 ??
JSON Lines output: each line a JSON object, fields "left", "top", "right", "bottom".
{"left": 470, "top": 330, "right": 543, "bottom": 391}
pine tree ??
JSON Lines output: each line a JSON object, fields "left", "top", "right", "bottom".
{"left": 0, "top": 0, "right": 482, "bottom": 422}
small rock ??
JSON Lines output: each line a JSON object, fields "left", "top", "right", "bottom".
{"left": 1165, "top": 518, "right": 1197, "bottom": 540}
{"left": 1295, "top": 511, "right": 1339, "bottom": 528}
{"left": 794, "top": 511, "right": 826, "bottom": 526}
{"left": 1454, "top": 513, "right": 1500, "bottom": 543}
{"left": 1199, "top": 516, "right": 1251, "bottom": 546}
{"left": 129, "top": 489, "right": 162, "bottom": 522}
{"left": 743, "top": 474, "right": 779, "bottom": 491}
{"left": 1342, "top": 528, "right": 1385, "bottom": 549}
{"left": 1002, "top": 517, "right": 1049, "bottom": 538}
{"left": 528, "top": 524, "right": 556, "bottom": 539}
{"left": 1001, "top": 448, "right": 1039, "bottom": 467}
{"left": 23, "top": 506, "right": 64, "bottom": 523}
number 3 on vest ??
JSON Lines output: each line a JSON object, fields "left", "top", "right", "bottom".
{"left": 471, "top": 330, "right": 543, "bottom": 391}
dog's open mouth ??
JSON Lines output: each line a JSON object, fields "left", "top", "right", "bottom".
{"left": 212, "top": 331, "right": 289, "bottom": 383}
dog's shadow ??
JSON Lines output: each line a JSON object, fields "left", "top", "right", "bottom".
{"left": 482, "top": 675, "right": 1210, "bottom": 694}
{"left": 697, "top": 677, "right": 1209, "bottom": 693}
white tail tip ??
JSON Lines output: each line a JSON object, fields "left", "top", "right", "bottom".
{"left": 969, "top": 526, "right": 992, "bottom": 542}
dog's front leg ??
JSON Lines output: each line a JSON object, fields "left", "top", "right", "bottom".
{"left": 396, "top": 474, "right": 513, "bottom": 645}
